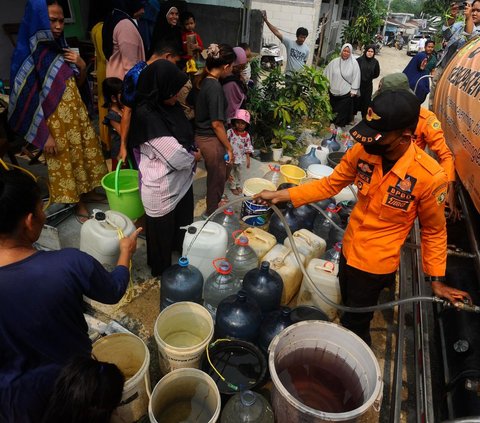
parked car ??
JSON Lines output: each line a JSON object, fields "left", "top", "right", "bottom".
{"left": 407, "top": 35, "right": 423, "bottom": 56}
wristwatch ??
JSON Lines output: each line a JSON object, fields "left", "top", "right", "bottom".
{"left": 425, "top": 276, "right": 446, "bottom": 283}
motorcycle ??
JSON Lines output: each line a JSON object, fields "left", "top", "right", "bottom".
{"left": 260, "top": 43, "right": 284, "bottom": 70}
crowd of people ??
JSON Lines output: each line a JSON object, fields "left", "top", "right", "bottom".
{"left": 1, "top": 0, "right": 479, "bottom": 420}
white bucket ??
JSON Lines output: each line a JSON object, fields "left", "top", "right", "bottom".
{"left": 92, "top": 333, "right": 151, "bottom": 423}
{"left": 148, "top": 368, "right": 221, "bottom": 423}
{"left": 334, "top": 185, "right": 358, "bottom": 203}
{"left": 307, "top": 164, "right": 334, "bottom": 180}
{"left": 154, "top": 302, "right": 214, "bottom": 375}
{"left": 272, "top": 147, "right": 283, "bottom": 161}
{"left": 269, "top": 321, "right": 383, "bottom": 422}
{"left": 241, "top": 178, "right": 276, "bottom": 227}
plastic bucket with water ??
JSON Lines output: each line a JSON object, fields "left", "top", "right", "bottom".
{"left": 101, "top": 159, "right": 144, "bottom": 220}
{"left": 268, "top": 321, "right": 383, "bottom": 422}
{"left": 148, "top": 368, "right": 221, "bottom": 423}
{"left": 241, "top": 178, "right": 276, "bottom": 227}
{"left": 154, "top": 302, "right": 214, "bottom": 375}
{"left": 280, "top": 165, "right": 306, "bottom": 184}
{"left": 92, "top": 333, "right": 151, "bottom": 423}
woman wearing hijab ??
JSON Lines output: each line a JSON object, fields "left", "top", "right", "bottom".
{"left": 355, "top": 45, "right": 380, "bottom": 118}
{"left": 323, "top": 43, "right": 361, "bottom": 127}
{"left": 102, "top": 0, "right": 146, "bottom": 79}
{"left": 8, "top": 0, "right": 107, "bottom": 221}
{"left": 222, "top": 46, "right": 248, "bottom": 122}
{"left": 129, "top": 60, "right": 200, "bottom": 276}
{"left": 403, "top": 51, "right": 430, "bottom": 103}
{"left": 150, "top": 0, "right": 185, "bottom": 56}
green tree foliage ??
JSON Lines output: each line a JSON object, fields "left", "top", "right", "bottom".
{"left": 422, "top": 0, "right": 450, "bottom": 17}
{"left": 247, "top": 65, "right": 333, "bottom": 154}
{"left": 341, "top": 0, "right": 384, "bottom": 49}
{"left": 388, "top": 0, "right": 423, "bottom": 15}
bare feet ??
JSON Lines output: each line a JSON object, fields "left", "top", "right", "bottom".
{"left": 75, "top": 201, "right": 90, "bottom": 223}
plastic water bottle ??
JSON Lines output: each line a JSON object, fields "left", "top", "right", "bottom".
{"left": 203, "top": 259, "right": 241, "bottom": 319}
{"left": 220, "top": 390, "right": 274, "bottom": 423}
{"left": 160, "top": 257, "right": 204, "bottom": 310}
{"left": 226, "top": 235, "right": 259, "bottom": 281}
{"left": 321, "top": 241, "right": 342, "bottom": 264}
{"left": 213, "top": 207, "right": 241, "bottom": 248}
{"left": 321, "top": 131, "right": 341, "bottom": 152}
{"left": 313, "top": 203, "right": 343, "bottom": 248}
{"left": 262, "top": 164, "right": 286, "bottom": 187}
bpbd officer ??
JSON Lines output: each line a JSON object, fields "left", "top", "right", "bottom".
{"left": 255, "top": 89, "right": 470, "bottom": 345}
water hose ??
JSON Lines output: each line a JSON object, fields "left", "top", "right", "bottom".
{"left": 185, "top": 196, "right": 474, "bottom": 313}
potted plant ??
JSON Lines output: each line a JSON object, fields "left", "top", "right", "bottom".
{"left": 271, "top": 127, "right": 296, "bottom": 161}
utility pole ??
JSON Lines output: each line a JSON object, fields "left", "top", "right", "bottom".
{"left": 382, "top": 0, "right": 393, "bottom": 38}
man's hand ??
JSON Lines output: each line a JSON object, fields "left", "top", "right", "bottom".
{"left": 431, "top": 280, "right": 472, "bottom": 304}
{"left": 261, "top": 10, "right": 268, "bottom": 21}
{"left": 253, "top": 189, "right": 291, "bottom": 205}
{"left": 44, "top": 135, "right": 57, "bottom": 155}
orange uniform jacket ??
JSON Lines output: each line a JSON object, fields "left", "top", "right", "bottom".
{"left": 289, "top": 143, "right": 448, "bottom": 276}
{"left": 415, "top": 107, "right": 455, "bottom": 182}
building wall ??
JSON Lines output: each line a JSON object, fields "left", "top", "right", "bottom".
{"left": 251, "top": 0, "right": 322, "bottom": 65}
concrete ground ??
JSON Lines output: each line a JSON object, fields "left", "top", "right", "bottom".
{"left": 10, "top": 44, "right": 417, "bottom": 421}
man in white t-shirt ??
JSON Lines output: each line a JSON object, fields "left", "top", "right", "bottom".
{"left": 417, "top": 34, "right": 427, "bottom": 52}
{"left": 262, "top": 11, "right": 310, "bottom": 74}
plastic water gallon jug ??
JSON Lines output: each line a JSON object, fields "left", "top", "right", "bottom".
{"left": 215, "top": 290, "right": 262, "bottom": 342}
{"left": 160, "top": 257, "right": 204, "bottom": 310}
{"left": 297, "top": 258, "right": 341, "bottom": 320}
{"left": 312, "top": 203, "right": 343, "bottom": 248}
{"left": 240, "top": 227, "right": 277, "bottom": 260}
{"left": 298, "top": 148, "right": 322, "bottom": 171}
{"left": 258, "top": 307, "right": 293, "bottom": 353}
{"left": 262, "top": 244, "right": 306, "bottom": 305}
{"left": 80, "top": 210, "right": 136, "bottom": 268}
{"left": 203, "top": 259, "right": 241, "bottom": 319}
{"left": 242, "top": 261, "right": 283, "bottom": 314}
{"left": 306, "top": 144, "right": 329, "bottom": 165}
{"left": 283, "top": 229, "right": 326, "bottom": 264}
{"left": 321, "top": 131, "right": 341, "bottom": 152}
{"left": 226, "top": 234, "right": 259, "bottom": 281}
{"left": 221, "top": 390, "right": 274, "bottom": 423}
{"left": 212, "top": 207, "right": 241, "bottom": 248}
{"left": 182, "top": 221, "right": 228, "bottom": 281}
{"left": 322, "top": 241, "right": 342, "bottom": 264}
{"left": 268, "top": 203, "right": 306, "bottom": 244}
{"left": 263, "top": 164, "right": 287, "bottom": 188}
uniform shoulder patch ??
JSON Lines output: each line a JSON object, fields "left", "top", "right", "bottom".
{"left": 430, "top": 119, "right": 441, "bottom": 130}
{"left": 432, "top": 182, "right": 448, "bottom": 205}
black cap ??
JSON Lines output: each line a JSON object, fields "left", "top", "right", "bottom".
{"left": 349, "top": 90, "right": 421, "bottom": 144}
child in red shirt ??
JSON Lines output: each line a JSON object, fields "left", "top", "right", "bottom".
{"left": 180, "top": 11, "right": 204, "bottom": 62}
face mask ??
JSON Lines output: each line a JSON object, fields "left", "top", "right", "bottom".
{"left": 363, "top": 143, "right": 389, "bottom": 156}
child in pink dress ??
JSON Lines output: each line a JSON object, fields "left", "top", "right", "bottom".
{"left": 227, "top": 109, "right": 254, "bottom": 195}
